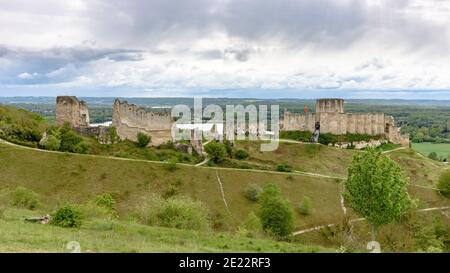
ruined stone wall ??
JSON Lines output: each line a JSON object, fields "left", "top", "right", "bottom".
{"left": 385, "top": 116, "right": 410, "bottom": 147}
{"left": 316, "top": 98, "right": 344, "bottom": 114}
{"left": 345, "top": 113, "right": 385, "bottom": 135}
{"left": 56, "top": 96, "right": 90, "bottom": 127}
{"left": 316, "top": 113, "right": 348, "bottom": 134}
{"left": 112, "top": 99, "right": 174, "bottom": 146}
{"left": 282, "top": 111, "right": 316, "bottom": 131}
{"left": 281, "top": 99, "right": 410, "bottom": 146}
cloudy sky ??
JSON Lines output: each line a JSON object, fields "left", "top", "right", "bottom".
{"left": 1, "top": 0, "right": 450, "bottom": 99}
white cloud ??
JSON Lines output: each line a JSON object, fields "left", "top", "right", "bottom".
{"left": 0, "top": 0, "right": 449, "bottom": 98}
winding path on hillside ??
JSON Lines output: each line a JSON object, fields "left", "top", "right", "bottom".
{"left": 0, "top": 138, "right": 443, "bottom": 191}
{"left": 292, "top": 206, "right": 450, "bottom": 236}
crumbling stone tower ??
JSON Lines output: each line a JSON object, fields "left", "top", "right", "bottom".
{"left": 56, "top": 96, "right": 90, "bottom": 127}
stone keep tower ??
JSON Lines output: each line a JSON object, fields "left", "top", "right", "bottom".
{"left": 56, "top": 96, "right": 90, "bottom": 127}
{"left": 315, "top": 98, "right": 344, "bottom": 114}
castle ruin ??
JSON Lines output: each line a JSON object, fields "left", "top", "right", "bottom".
{"left": 56, "top": 96, "right": 90, "bottom": 127}
{"left": 56, "top": 96, "right": 410, "bottom": 149}
{"left": 112, "top": 99, "right": 174, "bottom": 146}
{"left": 282, "top": 98, "right": 410, "bottom": 146}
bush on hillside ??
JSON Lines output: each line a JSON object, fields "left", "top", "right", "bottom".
{"left": 10, "top": 186, "right": 40, "bottom": 210}
{"left": 238, "top": 211, "right": 263, "bottom": 238}
{"left": 428, "top": 152, "right": 438, "bottom": 161}
{"left": 60, "top": 128, "right": 84, "bottom": 153}
{"left": 297, "top": 196, "right": 314, "bottom": 216}
{"left": 51, "top": 204, "right": 83, "bottom": 228}
{"left": 137, "top": 132, "right": 151, "bottom": 147}
{"left": 244, "top": 183, "right": 263, "bottom": 202}
{"left": 258, "top": 184, "right": 294, "bottom": 239}
{"left": 108, "top": 126, "right": 119, "bottom": 144}
{"left": 95, "top": 193, "right": 116, "bottom": 211}
{"left": 234, "top": 149, "right": 249, "bottom": 160}
{"left": 276, "top": 164, "right": 292, "bottom": 172}
{"left": 138, "top": 195, "right": 210, "bottom": 231}
{"left": 40, "top": 135, "right": 61, "bottom": 151}
{"left": 204, "top": 141, "right": 228, "bottom": 163}
{"left": 437, "top": 170, "right": 450, "bottom": 198}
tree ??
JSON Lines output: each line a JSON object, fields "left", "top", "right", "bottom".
{"left": 137, "top": 132, "right": 151, "bottom": 147}
{"left": 437, "top": 170, "right": 450, "bottom": 198}
{"left": 204, "top": 141, "right": 228, "bottom": 163}
{"left": 428, "top": 152, "right": 438, "bottom": 161}
{"left": 258, "top": 184, "right": 294, "bottom": 239}
{"left": 344, "top": 148, "right": 413, "bottom": 240}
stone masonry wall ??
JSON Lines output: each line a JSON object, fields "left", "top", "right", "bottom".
{"left": 282, "top": 99, "right": 410, "bottom": 146}
{"left": 56, "top": 96, "right": 90, "bottom": 127}
{"left": 112, "top": 99, "right": 174, "bottom": 146}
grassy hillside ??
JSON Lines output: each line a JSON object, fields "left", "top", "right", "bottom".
{"left": 0, "top": 208, "right": 331, "bottom": 253}
{"left": 0, "top": 139, "right": 449, "bottom": 252}
{"left": 0, "top": 142, "right": 344, "bottom": 231}
{"left": 412, "top": 143, "right": 450, "bottom": 159}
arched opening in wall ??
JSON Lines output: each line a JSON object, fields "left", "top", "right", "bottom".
{"left": 385, "top": 123, "right": 390, "bottom": 134}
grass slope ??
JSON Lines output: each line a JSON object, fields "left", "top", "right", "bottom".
{"left": 0, "top": 140, "right": 448, "bottom": 252}
{"left": 0, "top": 208, "right": 331, "bottom": 253}
{"left": 412, "top": 143, "right": 450, "bottom": 159}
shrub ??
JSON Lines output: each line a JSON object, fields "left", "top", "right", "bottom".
{"left": 60, "top": 129, "right": 83, "bottom": 152}
{"left": 137, "top": 132, "right": 151, "bottom": 147}
{"left": 204, "top": 141, "right": 228, "bottom": 163}
{"left": 40, "top": 135, "right": 61, "bottom": 151}
{"left": 234, "top": 149, "right": 249, "bottom": 160}
{"left": 244, "top": 183, "right": 262, "bottom": 202}
{"left": 51, "top": 204, "right": 83, "bottom": 228}
{"left": 276, "top": 164, "right": 292, "bottom": 172}
{"left": 437, "top": 170, "right": 450, "bottom": 198}
{"left": 95, "top": 193, "right": 116, "bottom": 211}
{"left": 258, "top": 184, "right": 294, "bottom": 239}
{"left": 318, "top": 133, "right": 334, "bottom": 145}
{"left": 238, "top": 211, "right": 263, "bottom": 238}
{"left": 428, "top": 152, "right": 438, "bottom": 161}
{"left": 164, "top": 161, "right": 179, "bottom": 172}
{"left": 223, "top": 140, "right": 233, "bottom": 156}
{"left": 138, "top": 195, "right": 210, "bottom": 231}
{"left": 73, "top": 141, "right": 90, "bottom": 154}
{"left": 297, "top": 196, "right": 314, "bottom": 215}
{"left": 10, "top": 186, "right": 40, "bottom": 210}
{"left": 108, "top": 126, "right": 119, "bottom": 144}
{"left": 279, "top": 130, "right": 312, "bottom": 142}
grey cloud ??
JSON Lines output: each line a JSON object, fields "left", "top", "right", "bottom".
{"left": 0, "top": 45, "right": 144, "bottom": 85}
{"left": 77, "top": 0, "right": 449, "bottom": 53}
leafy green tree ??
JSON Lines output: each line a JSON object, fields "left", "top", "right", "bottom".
{"left": 258, "top": 184, "right": 294, "bottom": 239}
{"left": 344, "top": 148, "right": 413, "bottom": 239}
{"left": 437, "top": 170, "right": 450, "bottom": 198}
{"left": 137, "top": 132, "right": 151, "bottom": 147}
{"left": 204, "top": 141, "right": 228, "bottom": 163}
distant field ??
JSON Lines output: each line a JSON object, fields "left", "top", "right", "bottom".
{"left": 412, "top": 143, "right": 450, "bottom": 159}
